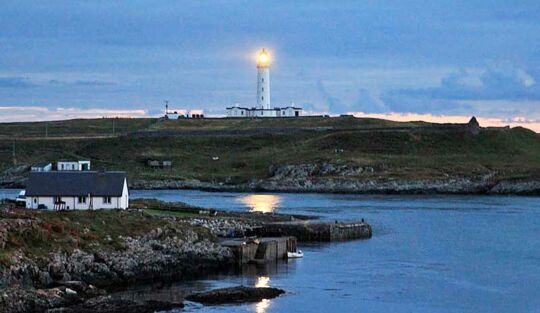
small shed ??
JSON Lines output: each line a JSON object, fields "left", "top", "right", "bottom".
{"left": 146, "top": 160, "right": 172, "bottom": 169}
{"left": 31, "top": 162, "right": 52, "bottom": 172}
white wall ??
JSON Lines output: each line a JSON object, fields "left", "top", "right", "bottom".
{"left": 31, "top": 164, "right": 52, "bottom": 172}
{"left": 281, "top": 108, "right": 301, "bottom": 117}
{"left": 250, "top": 109, "right": 278, "bottom": 118}
{"left": 26, "top": 180, "right": 128, "bottom": 210}
{"left": 78, "top": 161, "right": 91, "bottom": 171}
{"left": 57, "top": 161, "right": 91, "bottom": 171}
{"left": 57, "top": 162, "right": 79, "bottom": 171}
{"left": 227, "top": 107, "right": 247, "bottom": 117}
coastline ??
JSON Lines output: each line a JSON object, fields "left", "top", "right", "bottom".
{"left": 3, "top": 177, "right": 540, "bottom": 196}
{"left": 1, "top": 199, "right": 351, "bottom": 313}
{"left": 127, "top": 177, "right": 540, "bottom": 196}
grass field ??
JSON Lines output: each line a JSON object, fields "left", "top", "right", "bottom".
{"left": 0, "top": 209, "right": 173, "bottom": 264}
{"left": 1, "top": 116, "right": 539, "bottom": 183}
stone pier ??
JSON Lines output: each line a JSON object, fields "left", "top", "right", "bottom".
{"left": 255, "top": 221, "right": 372, "bottom": 242}
{"left": 221, "top": 237, "right": 297, "bottom": 265}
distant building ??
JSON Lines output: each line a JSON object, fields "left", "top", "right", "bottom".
{"left": 31, "top": 162, "right": 52, "bottom": 172}
{"left": 227, "top": 105, "right": 302, "bottom": 118}
{"left": 165, "top": 112, "right": 179, "bottom": 120}
{"left": 147, "top": 160, "right": 172, "bottom": 169}
{"left": 163, "top": 102, "right": 204, "bottom": 119}
{"left": 57, "top": 160, "right": 91, "bottom": 171}
{"left": 226, "top": 49, "right": 303, "bottom": 118}
{"left": 25, "top": 171, "right": 129, "bottom": 210}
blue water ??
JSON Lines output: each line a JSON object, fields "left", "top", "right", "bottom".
{"left": 3, "top": 189, "right": 540, "bottom": 312}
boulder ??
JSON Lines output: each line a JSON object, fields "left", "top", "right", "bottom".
{"left": 44, "top": 295, "right": 183, "bottom": 313}
{"left": 186, "top": 286, "right": 285, "bottom": 305}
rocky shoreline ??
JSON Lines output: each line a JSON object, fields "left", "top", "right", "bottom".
{"left": 3, "top": 162, "right": 540, "bottom": 195}
{"left": 0, "top": 200, "right": 322, "bottom": 313}
{"left": 128, "top": 177, "right": 540, "bottom": 196}
{"left": 129, "top": 163, "right": 540, "bottom": 195}
{"left": 0, "top": 221, "right": 233, "bottom": 312}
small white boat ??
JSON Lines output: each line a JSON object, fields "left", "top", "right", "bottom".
{"left": 287, "top": 250, "right": 304, "bottom": 259}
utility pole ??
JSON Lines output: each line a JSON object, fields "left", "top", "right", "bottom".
{"left": 112, "top": 118, "right": 116, "bottom": 135}
{"left": 45, "top": 122, "right": 48, "bottom": 137}
{"left": 165, "top": 100, "right": 169, "bottom": 115}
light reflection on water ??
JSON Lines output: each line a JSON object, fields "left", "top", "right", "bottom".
{"left": 239, "top": 195, "right": 281, "bottom": 213}
{"left": 255, "top": 276, "right": 270, "bottom": 288}
{"left": 255, "top": 277, "right": 271, "bottom": 313}
{"left": 3, "top": 189, "right": 540, "bottom": 312}
{"left": 255, "top": 299, "right": 271, "bottom": 313}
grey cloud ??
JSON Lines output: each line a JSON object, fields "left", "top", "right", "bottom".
{"left": 0, "top": 77, "right": 35, "bottom": 88}
{"left": 48, "top": 80, "right": 117, "bottom": 87}
{"left": 385, "top": 67, "right": 540, "bottom": 103}
{"left": 316, "top": 79, "right": 349, "bottom": 113}
{"left": 354, "top": 89, "right": 389, "bottom": 114}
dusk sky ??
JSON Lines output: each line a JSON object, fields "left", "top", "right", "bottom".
{"left": 1, "top": 1, "right": 540, "bottom": 130}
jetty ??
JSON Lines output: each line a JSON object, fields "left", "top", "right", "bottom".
{"left": 221, "top": 237, "right": 297, "bottom": 265}
{"left": 254, "top": 220, "right": 372, "bottom": 242}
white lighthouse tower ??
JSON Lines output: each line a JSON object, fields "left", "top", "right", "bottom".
{"left": 256, "top": 49, "right": 271, "bottom": 110}
{"left": 226, "top": 48, "right": 302, "bottom": 118}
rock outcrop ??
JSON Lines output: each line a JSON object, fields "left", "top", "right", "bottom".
{"left": 0, "top": 220, "right": 234, "bottom": 313}
{"left": 186, "top": 286, "right": 285, "bottom": 305}
{"left": 45, "top": 296, "right": 183, "bottom": 313}
{"left": 126, "top": 163, "right": 540, "bottom": 195}
{"left": 1, "top": 226, "right": 233, "bottom": 291}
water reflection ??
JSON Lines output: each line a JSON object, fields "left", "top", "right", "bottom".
{"left": 240, "top": 195, "right": 281, "bottom": 213}
{"left": 255, "top": 276, "right": 270, "bottom": 288}
{"left": 256, "top": 299, "right": 271, "bottom": 313}
{"left": 255, "top": 277, "right": 271, "bottom": 313}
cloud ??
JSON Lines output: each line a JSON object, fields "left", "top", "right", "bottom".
{"left": 0, "top": 106, "right": 149, "bottom": 122}
{"left": 387, "top": 67, "right": 540, "bottom": 102}
{"left": 349, "top": 111, "right": 540, "bottom": 132}
{"left": 0, "top": 77, "right": 35, "bottom": 88}
{"left": 48, "top": 80, "right": 117, "bottom": 87}
{"left": 1, "top": 1, "right": 540, "bottom": 123}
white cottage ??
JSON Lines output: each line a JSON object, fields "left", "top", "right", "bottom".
{"left": 57, "top": 160, "right": 91, "bottom": 171}
{"left": 25, "top": 171, "right": 129, "bottom": 210}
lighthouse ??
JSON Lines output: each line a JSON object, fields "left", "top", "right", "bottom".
{"left": 226, "top": 48, "right": 302, "bottom": 118}
{"left": 256, "top": 49, "right": 271, "bottom": 110}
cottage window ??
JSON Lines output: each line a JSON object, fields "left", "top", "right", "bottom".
{"left": 78, "top": 196, "right": 87, "bottom": 204}
{"left": 103, "top": 197, "right": 112, "bottom": 204}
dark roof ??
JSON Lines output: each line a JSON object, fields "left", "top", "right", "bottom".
{"left": 226, "top": 106, "right": 303, "bottom": 110}
{"left": 226, "top": 106, "right": 250, "bottom": 110}
{"left": 280, "top": 106, "right": 303, "bottom": 110}
{"left": 26, "top": 171, "right": 127, "bottom": 197}
{"left": 32, "top": 162, "right": 51, "bottom": 168}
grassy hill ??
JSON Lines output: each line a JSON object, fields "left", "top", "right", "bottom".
{"left": 1, "top": 116, "right": 539, "bottom": 185}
